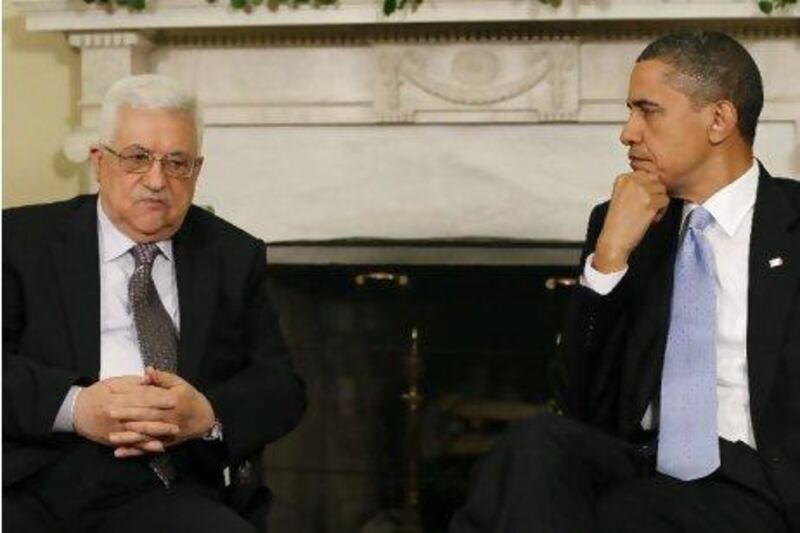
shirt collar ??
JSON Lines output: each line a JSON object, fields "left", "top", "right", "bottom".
{"left": 683, "top": 160, "right": 759, "bottom": 237}
{"left": 97, "top": 197, "right": 174, "bottom": 264}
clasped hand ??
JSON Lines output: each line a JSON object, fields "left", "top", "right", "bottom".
{"left": 73, "top": 367, "right": 215, "bottom": 458}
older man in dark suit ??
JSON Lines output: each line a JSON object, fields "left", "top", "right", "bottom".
{"left": 3, "top": 74, "right": 306, "bottom": 532}
{"left": 452, "top": 31, "right": 798, "bottom": 532}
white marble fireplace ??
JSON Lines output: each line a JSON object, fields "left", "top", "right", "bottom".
{"left": 12, "top": 0, "right": 800, "bottom": 244}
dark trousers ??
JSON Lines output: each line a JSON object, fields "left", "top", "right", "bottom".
{"left": 3, "top": 443, "right": 256, "bottom": 533}
{"left": 450, "top": 413, "right": 788, "bottom": 533}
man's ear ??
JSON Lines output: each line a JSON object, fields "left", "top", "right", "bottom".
{"left": 708, "top": 100, "right": 738, "bottom": 145}
{"left": 89, "top": 145, "right": 103, "bottom": 183}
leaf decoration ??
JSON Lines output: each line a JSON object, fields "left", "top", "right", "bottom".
{"left": 81, "top": 0, "right": 796, "bottom": 17}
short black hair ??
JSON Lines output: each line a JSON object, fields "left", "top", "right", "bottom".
{"left": 637, "top": 31, "right": 763, "bottom": 146}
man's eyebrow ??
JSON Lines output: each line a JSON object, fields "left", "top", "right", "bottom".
{"left": 626, "top": 99, "right": 661, "bottom": 110}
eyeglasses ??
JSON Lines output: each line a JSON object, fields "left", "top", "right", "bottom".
{"left": 102, "top": 145, "right": 202, "bottom": 180}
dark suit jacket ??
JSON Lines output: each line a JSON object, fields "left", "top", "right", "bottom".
{"left": 3, "top": 194, "right": 306, "bottom": 493}
{"left": 554, "top": 165, "right": 800, "bottom": 530}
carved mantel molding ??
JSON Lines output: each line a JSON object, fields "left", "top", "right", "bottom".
{"left": 10, "top": 0, "right": 800, "bottom": 242}
{"left": 11, "top": 0, "right": 799, "bottom": 161}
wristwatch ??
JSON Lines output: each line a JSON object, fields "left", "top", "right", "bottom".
{"left": 202, "top": 419, "right": 224, "bottom": 442}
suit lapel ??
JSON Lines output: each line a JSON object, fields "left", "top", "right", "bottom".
{"left": 747, "top": 169, "right": 800, "bottom": 420}
{"left": 173, "top": 208, "right": 219, "bottom": 382}
{"left": 50, "top": 197, "right": 101, "bottom": 379}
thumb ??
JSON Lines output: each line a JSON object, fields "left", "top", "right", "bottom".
{"left": 653, "top": 205, "right": 668, "bottom": 224}
{"left": 146, "top": 367, "right": 181, "bottom": 388}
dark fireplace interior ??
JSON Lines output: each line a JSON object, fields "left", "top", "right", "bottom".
{"left": 259, "top": 242, "right": 581, "bottom": 532}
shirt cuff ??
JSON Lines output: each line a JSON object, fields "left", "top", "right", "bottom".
{"left": 579, "top": 252, "right": 628, "bottom": 296}
{"left": 52, "top": 385, "right": 83, "bottom": 433}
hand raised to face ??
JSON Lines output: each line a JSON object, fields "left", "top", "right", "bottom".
{"left": 592, "top": 170, "right": 669, "bottom": 274}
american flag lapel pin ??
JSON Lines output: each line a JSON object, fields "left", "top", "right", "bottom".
{"left": 768, "top": 257, "right": 783, "bottom": 269}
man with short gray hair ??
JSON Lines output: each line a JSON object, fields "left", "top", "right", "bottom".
{"left": 3, "top": 74, "right": 306, "bottom": 532}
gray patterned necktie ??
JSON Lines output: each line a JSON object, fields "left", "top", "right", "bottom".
{"left": 657, "top": 206, "right": 720, "bottom": 481}
{"left": 129, "top": 243, "right": 178, "bottom": 487}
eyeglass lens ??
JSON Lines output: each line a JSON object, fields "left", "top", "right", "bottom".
{"left": 118, "top": 146, "right": 194, "bottom": 178}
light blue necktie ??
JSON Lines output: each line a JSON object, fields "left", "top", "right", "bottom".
{"left": 657, "top": 206, "right": 720, "bottom": 481}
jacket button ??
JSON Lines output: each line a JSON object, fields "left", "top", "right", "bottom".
{"left": 770, "top": 455, "right": 781, "bottom": 464}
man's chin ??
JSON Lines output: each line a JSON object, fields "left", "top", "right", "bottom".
{"left": 131, "top": 220, "right": 176, "bottom": 242}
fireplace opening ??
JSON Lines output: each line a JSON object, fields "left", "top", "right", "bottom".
{"left": 260, "top": 241, "right": 580, "bottom": 532}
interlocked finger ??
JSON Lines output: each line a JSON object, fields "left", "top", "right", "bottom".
{"left": 108, "top": 406, "right": 171, "bottom": 422}
{"left": 122, "top": 420, "right": 179, "bottom": 438}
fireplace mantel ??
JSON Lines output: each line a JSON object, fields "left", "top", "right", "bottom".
{"left": 11, "top": 0, "right": 800, "bottom": 243}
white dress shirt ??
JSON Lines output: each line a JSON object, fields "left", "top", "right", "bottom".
{"left": 581, "top": 160, "right": 759, "bottom": 449}
{"left": 96, "top": 200, "right": 180, "bottom": 379}
{"left": 52, "top": 199, "right": 179, "bottom": 431}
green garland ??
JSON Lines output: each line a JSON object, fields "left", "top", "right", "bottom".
{"left": 82, "top": 0, "right": 796, "bottom": 16}
{"left": 757, "top": 0, "right": 797, "bottom": 13}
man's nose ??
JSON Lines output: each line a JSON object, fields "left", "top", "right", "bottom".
{"left": 619, "top": 113, "right": 640, "bottom": 147}
{"left": 141, "top": 159, "right": 167, "bottom": 190}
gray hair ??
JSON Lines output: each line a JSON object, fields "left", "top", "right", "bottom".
{"left": 99, "top": 74, "right": 204, "bottom": 150}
